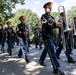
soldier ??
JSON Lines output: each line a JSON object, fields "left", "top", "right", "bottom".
{"left": 39, "top": 2, "right": 65, "bottom": 75}
{"left": 73, "top": 16, "right": 76, "bottom": 48}
{"left": 11, "top": 26, "right": 15, "bottom": 48}
{"left": 25, "top": 25, "right": 30, "bottom": 52}
{"left": 27, "top": 25, "right": 31, "bottom": 48}
{"left": 16, "top": 15, "right": 29, "bottom": 63}
{"left": 56, "top": 12, "right": 75, "bottom": 63}
{"left": 0, "top": 23, "right": 6, "bottom": 53}
{"left": 34, "top": 23, "right": 42, "bottom": 49}
{"left": 6, "top": 21, "right": 15, "bottom": 56}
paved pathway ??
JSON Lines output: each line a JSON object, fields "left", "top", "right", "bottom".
{"left": 0, "top": 44, "right": 76, "bottom": 75}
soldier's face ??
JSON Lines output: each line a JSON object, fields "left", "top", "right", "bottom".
{"left": 60, "top": 15, "right": 65, "bottom": 20}
{"left": 36, "top": 25, "right": 39, "bottom": 28}
{"left": 45, "top": 7, "right": 52, "bottom": 13}
{"left": 20, "top": 19, "right": 25, "bottom": 24}
{"left": 7, "top": 24, "right": 11, "bottom": 27}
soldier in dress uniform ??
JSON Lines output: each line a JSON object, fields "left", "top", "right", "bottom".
{"left": 6, "top": 21, "right": 15, "bottom": 56}
{"left": 0, "top": 23, "right": 6, "bottom": 53}
{"left": 16, "top": 16, "right": 29, "bottom": 62}
{"left": 39, "top": 2, "right": 65, "bottom": 75}
{"left": 56, "top": 12, "right": 75, "bottom": 63}
{"left": 34, "top": 23, "right": 42, "bottom": 49}
{"left": 25, "top": 25, "right": 30, "bottom": 52}
{"left": 73, "top": 16, "right": 76, "bottom": 48}
{"left": 11, "top": 26, "right": 15, "bottom": 48}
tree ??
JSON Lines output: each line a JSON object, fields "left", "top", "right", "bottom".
{"left": 51, "top": 12, "right": 59, "bottom": 22}
{"left": 9, "top": 9, "right": 40, "bottom": 33}
{"left": 0, "top": 0, "right": 25, "bottom": 22}
{"left": 67, "top": 6, "right": 76, "bottom": 25}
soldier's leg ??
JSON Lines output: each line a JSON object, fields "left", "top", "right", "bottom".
{"left": 25, "top": 39, "right": 29, "bottom": 52}
{"left": 7, "top": 40, "right": 12, "bottom": 56}
{"left": 38, "top": 38, "right": 42, "bottom": 49}
{"left": 7, "top": 40, "right": 10, "bottom": 53}
{"left": 68, "top": 43, "right": 73, "bottom": 54}
{"left": 11, "top": 39, "right": 14, "bottom": 48}
{"left": 56, "top": 40, "right": 63, "bottom": 59}
{"left": 20, "top": 40, "right": 29, "bottom": 62}
{"left": 18, "top": 48, "right": 23, "bottom": 58}
{"left": 74, "top": 36, "right": 76, "bottom": 48}
{"left": 35, "top": 37, "right": 38, "bottom": 48}
{"left": 28, "top": 38, "right": 30, "bottom": 47}
{"left": 18, "top": 39, "right": 22, "bottom": 58}
{"left": 45, "top": 39, "right": 64, "bottom": 74}
{"left": 45, "top": 39, "right": 60, "bottom": 69}
{"left": 1, "top": 39, "right": 5, "bottom": 53}
{"left": 16, "top": 38, "right": 19, "bottom": 46}
{"left": 39, "top": 42, "right": 42, "bottom": 49}
{"left": 65, "top": 39, "right": 75, "bottom": 63}
{"left": 0, "top": 40, "right": 2, "bottom": 51}
{"left": 39, "top": 45, "right": 48, "bottom": 66}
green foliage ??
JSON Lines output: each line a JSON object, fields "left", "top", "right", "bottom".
{"left": 9, "top": 9, "right": 40, "bottom": 32}
{"left": 67, "top": 6, "right": 76, "bottom": 24}
{"left": 0, "top": 0, "right": 25, "bottom": 22}
{"left": 30, "top": 34, "right": 43, "bottom": 44}
{"left": 51, "top": 12, "right": 59, "bottom": 22}
{"left": 30, "top": 34, "right": 35, "bottom": 43}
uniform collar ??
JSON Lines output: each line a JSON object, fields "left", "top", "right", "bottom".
{"left": 8, "top": 27, "right": 11, "bottom": 29}
{"left": 45, "top": 13, "right": 50, "bottom": 16}
{"left": 21, "top": 23, "right": 25, "bottom": 25}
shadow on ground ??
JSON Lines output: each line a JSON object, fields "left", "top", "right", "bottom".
{"left": 0, "top": 45, "right": 76, "bottom": 75}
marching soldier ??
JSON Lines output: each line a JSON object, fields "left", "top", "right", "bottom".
{"left": 6, "top": 21, "right": 15, "bottom": 56}
{"left": 25, "top": 25, "right": 30, "bottom": 52}
{"left": 39, "top": 2, "right": 65, "bottom": 75}
{"left": 0, "top": 23, "right": 6, "bottom": 53}
{"left": 72, "top": 16, "right": 76, "bottom": 48}
{"left": 56, "top": 12, "right": 75, "bottom": 63}
{"left": 34, "top": 23, "right": 42, "bottom": 49}
{"left": 11, "top": 26, "right": 15, "bottom": 48}
{"left": 16, "top": 15, "right": 29, "bottom": 62}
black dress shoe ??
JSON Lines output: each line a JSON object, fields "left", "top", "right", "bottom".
{"left": 3, "top": 50, "right": 5, "bottom": 53}
{"left": 70, "top": 52, "right": 73, "bottom": 54}
{"left": 39, "top": 61, "right": 46, "bottom": 66}
{"left": 18, "top": 56, "right": 22, "bottom": 58}
{"left": 53, "top": 69, "right": 58, "bottom": 74}
{"left": 9, "top": 54, "right": 12, "bottom": 56}
{"left": 12, "top": 46, "right": 14, "bottom": 49}
{"left": 25, "top": 57, "right": 29, "bottom": 63}
{"left": 40, "top": 47, "right": 42, "bottom": 49}
{"left": 53, "top": 69, "right": 65, "bottom": 75}
{"left": 68, "top": 60, "right": 76, "bottom": 63}
{"left": 18, "top": 54, "right": 22, "bottom": 58}
{"left": 25, "top": 58, "right": 29, "bottom": 63}
{"left": 36, "top": 47, "right": 38, "bottom": 48}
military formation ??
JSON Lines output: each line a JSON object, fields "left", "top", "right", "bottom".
{"left": 0, "top": 1, "right": 76, "bottom": 75}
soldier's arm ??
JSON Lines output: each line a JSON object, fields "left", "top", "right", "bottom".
{"left": 41, "top": 15, "right": 48, "bottom": 25}
{"left": 4, "top": 28, "right": 8, "bottom": 40}
{"left": 41, "top": 15, "right": 58, "bottom": 28}
{"left": 12, "top": 29, "right": 17, "bottom": 38}
{"left": 16, "top": 25, "right": 22, "bottom": 34}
